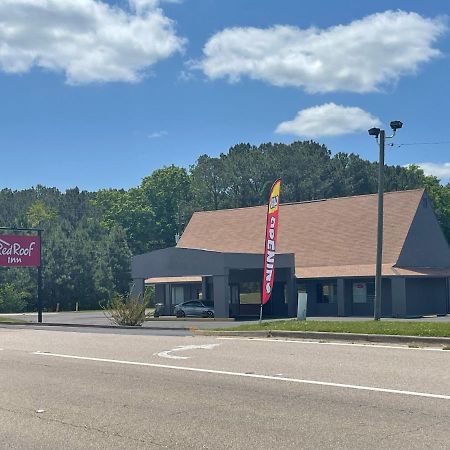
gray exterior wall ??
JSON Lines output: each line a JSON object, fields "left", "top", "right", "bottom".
{"left": 301, "top": 278, "right": 392, "bottom": 317}
{"left": 337, "top": 279, "right": 352, "bottom": 316}
{"left": 405, "top": 278, "right": 448, "bottom": 316}
{"left": 133, "top": 247, "right": 294, "bottom": 279}
{"left": 391, "top": 277, "right": 407, "bottom": 317}
{"left": 448, "top": 278, "right": 450, "bottom": 314}
{"left": 303, "top": 280, "right": 338, "bottom": 317}
{"left": 397, "top": 193, "right": 450, "bottom": 268}
{"left": 155, "top": 284, "right": 165, "bottom": 304}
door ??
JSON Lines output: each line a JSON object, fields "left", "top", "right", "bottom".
{"left": 190, "top": 301, "right": 204, "bottom": 316}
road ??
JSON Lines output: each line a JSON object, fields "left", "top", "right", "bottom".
{"left": 0, "top": 326, "right": 449, "bottom": 449}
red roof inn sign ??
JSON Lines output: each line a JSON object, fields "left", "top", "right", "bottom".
{"left": 0, "top": 235, "right": 41, "bottom": 267}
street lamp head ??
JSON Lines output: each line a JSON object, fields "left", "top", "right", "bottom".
{"left": 368, "top": 127, "right": 381, "bottom": 138}
{"left": 390, "top": 120, "right": 403, "bottom": 131}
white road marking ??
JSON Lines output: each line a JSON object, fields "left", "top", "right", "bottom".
{"left": 216, "top": 337, "right": 448, "bottom": 351}
{"left": 155, "top": 344, "right": 220, "bottom": 360}
{"left": 33, "top": 351, "right": 450, "bottom": 401}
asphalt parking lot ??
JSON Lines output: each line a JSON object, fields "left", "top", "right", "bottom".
{"left": 2, "top": 311, "right": 450, "bottom": 330}
{"left": 1, "top": 311, "right": 244, "bottom": 329}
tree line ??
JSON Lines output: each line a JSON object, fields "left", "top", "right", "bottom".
{"left": 1, "top": 141, "right": 449, "bottom": 312}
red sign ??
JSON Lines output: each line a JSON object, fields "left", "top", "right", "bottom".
{"left": 0, "top": 235, "right": 41, "bottom": 267}
{"left": 262, "top": 179, "right": 281, "bottom": 305}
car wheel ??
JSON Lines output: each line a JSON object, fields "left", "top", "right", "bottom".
{"left": 206, "top": 310, "right": 214, "bottom": 318}
{"left": 176, "top": 310, "right": 185, "bottom": 318}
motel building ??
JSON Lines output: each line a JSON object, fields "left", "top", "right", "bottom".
{"left": 131, "top": 189, "right": 450, "bottom": 319}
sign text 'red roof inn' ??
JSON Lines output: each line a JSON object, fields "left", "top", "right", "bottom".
{"left": 0, "top": 235, "right": 41, "bottom": 267}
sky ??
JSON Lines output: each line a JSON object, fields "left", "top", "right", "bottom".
{"left": 1, "top": 0, "right": 450, "bottom": 191}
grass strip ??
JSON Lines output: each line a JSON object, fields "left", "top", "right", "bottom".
{"left": 222, "top": 320, "right": 450, "bottom": 337}
{"left": 0, "top": 316, "right": 27, "bottom": 324}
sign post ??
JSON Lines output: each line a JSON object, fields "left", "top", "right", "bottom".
{"left": 0, "top": 227, "right": 43, "bottom": 323}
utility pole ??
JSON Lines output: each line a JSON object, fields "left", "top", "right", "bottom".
{"left": 374, "top": 130, "right": 385, "bottom": 321}
{"left": 368, "top": 121, "right": 403, "bottom": 320}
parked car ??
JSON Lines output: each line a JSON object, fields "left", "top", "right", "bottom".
{"left": 173, "top": 300, "right": 214, "bottom": 318}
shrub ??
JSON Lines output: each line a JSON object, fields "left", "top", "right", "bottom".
{"left": 144, "top": 285, "right": 155, "bottom": 307}
{"left": 102, "top": 293, "right": 146, "bottom": 326}
{"left": 0, "top": 283, "right": 28, "bottom": 313}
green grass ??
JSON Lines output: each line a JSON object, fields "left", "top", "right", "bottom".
{"left": 0, "top": 316, "right": 27, "bottom": 324}
{"left": 223, "top": 320, "right": 450, "bottom": 337}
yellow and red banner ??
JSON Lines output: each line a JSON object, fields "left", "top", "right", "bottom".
{"left": 262, "top": 179, "right": 281, "bottom": 305}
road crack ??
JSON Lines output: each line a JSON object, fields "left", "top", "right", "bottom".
{"left": 0, "top": 404, "right": 168, "bottom": 448}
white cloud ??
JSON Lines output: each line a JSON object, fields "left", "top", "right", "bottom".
{"left": 148, "top": 130, "right": 168, "bottom": 138}
{"left": 0, "top": 0, "right": 186, "bottom": 84}
{"left": 196, "top": 10, "right": 446, "bottom": 93}
{"left": 275, "top": 103, "right": 380, "bottom": 138}
{"left": 129, "top": 0, "right": 182, "bottom": 14}
{"left": 418, "top": 162, "right": 450, "bottom": 180}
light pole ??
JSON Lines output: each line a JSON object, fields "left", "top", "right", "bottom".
{"left": 368, "top": 121, "right": 403, "bottom": 321}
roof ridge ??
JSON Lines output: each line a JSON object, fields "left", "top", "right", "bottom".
{"left": 191, "top": 188, "right": 425, "bottom": 215}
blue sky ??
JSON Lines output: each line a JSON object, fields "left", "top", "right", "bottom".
{"left": 1, "top": 0, "right": 449, "bottom": 191}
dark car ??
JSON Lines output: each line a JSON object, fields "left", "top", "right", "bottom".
{"left": 173, "top": 300, "right": 214, "bottom": 318}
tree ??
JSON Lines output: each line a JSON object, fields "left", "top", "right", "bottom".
{"left": 92, "top": 188, "right": 153, "bottom": 254}
{"left": 141, "top": 165, "right": 192, "bottom": 248}
{"left": 106, "top": 226, "right": 132, "bottom": 295}
{"left": 191, "top": 155, "right": 226, "bottom": 210}
{"left": 27, "top": 201, "right": 57, "bottom": 227}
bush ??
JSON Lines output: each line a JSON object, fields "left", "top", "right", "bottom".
{"left": 144, "top": 285, "right": 155, "bottom": 307}
{"left": 102, "top": 293, "right": 146, "bottom": 326}
{"left": 0, "top": 283, "right": 28, "bottom": 313}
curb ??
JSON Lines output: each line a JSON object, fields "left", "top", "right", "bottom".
{"left": 193, "top": 329, "right": 450, "bottom": 346}
{"left": 0, "top": 322, "right": 192, "bottom": 331}
{"left": 146, "top": 317, "right": 235, "bottom": 322}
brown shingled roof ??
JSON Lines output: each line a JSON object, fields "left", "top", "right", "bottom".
{"left": 177, "top": 189, "right": 426, "bottom": 278}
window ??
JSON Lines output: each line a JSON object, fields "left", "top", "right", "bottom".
{"left": 171, "top": 285, "right": 184, "bottom": 304}
{"left": 317, "top": 282, "right": 337, "bottom": 304}
{"left": 183, "top": 301, "right": 199, "bottom": 307}
{"left": 239, "top": 282, "right": 261, "bottom": 305}
{"left": 352, "top": 281, "right": 375, "bottom": 304}
{"left": 352, "top": 282, "right": 367, "bottom": 303}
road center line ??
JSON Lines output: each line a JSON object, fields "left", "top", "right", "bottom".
{"left": 216, "top": 337, "right": 448, "bottom": 351}
{"left": 33, "top": 351, "right": 450, "bottom": 401}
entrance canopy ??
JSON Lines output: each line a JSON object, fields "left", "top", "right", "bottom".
{"left": 132, "top": 247, "right": 295, "bottom": 280}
